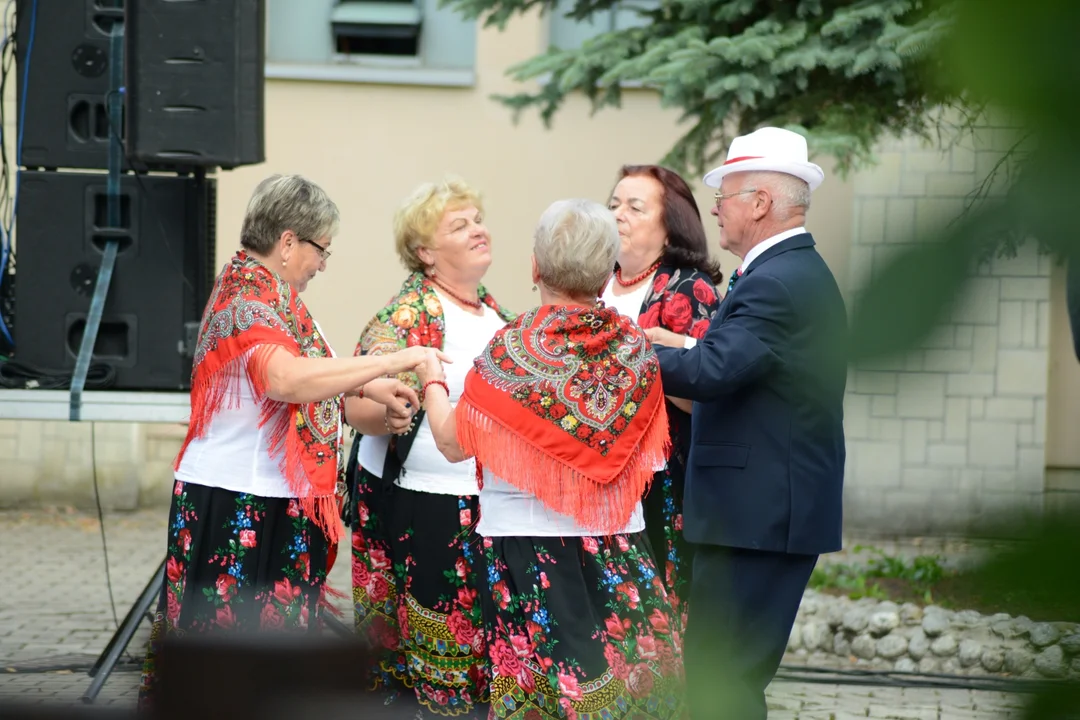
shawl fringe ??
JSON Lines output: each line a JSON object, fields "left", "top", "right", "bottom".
{"left": 455, "top": 395, "right": 670, "bottom": 532}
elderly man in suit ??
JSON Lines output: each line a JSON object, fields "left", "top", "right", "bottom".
{"left": 646, "top": 127, "right": 848, "bottom": 719}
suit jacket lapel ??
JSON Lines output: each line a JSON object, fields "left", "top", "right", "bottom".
{"left": 713, "top": 233, "right": 815, "bottom": 325}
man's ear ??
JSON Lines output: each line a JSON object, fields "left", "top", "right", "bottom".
{"left": 752, "top": 189, "right": 772, "bottom": 221}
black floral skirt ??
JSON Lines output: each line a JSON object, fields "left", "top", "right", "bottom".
{"left": 352, "top": 472, "right": 489, "bottom": 717}
{"left": 643, "top": 460, "right": 695, "bottom": 626}
{"left": 479, "top": 532, "right": 687, "bottom": 719}
{"left": 138, "top": 479, "right": 330, "bottom": 710}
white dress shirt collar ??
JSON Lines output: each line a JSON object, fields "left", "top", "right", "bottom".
{"left": 738, "top": 226, "right": 807, "bottom": 275}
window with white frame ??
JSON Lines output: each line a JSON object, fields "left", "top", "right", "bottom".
{"left": 548, "top": 0, "right": 658, "bottom": 51}
{"left": 266, "top": 0, "right": 476, "bottom": 84}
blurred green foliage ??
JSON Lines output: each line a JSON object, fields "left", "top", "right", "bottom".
{"left": 848, "top": 0, "right": 1080, "bottom": 363}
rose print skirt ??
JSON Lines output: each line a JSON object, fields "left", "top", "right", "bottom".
{"left": 353, "top": 473, "right": 489, "bottom": 717}
{"left": 478, "top": 532, "right": 687, "bottom": 720}
{"left": 138, "top": 479, "right": 330, "bottom": 711}
{"left": 642, "top": 459, "right": 695, "bottom": 624}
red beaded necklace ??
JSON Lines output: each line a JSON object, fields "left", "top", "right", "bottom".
{"left": 430, "top": 277, "right": 482, "bottom": 310}
{"left": 614, "top": 259, "right": 662, "bottom": 288}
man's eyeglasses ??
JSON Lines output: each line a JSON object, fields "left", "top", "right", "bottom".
{"left": 713, "top": 188, "right": 757, "bottom": 207}
{"left": 299, "top": 236, "right": 332, "bottom": 260}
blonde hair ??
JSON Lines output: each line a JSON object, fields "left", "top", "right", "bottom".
{"left": 534, "top": 199, "right": 619, "bottom": 298}
{"left": 393, "top": 176, "right": 484, "bottom": 272}
{"left": 240, "top": 174, "right": 339, "bottom": 254}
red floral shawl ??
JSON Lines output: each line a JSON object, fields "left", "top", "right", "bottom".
{"left": 175, "top": 251, "right": 344, "bottom": 544}
{"left": 455, "top": 303, "right": 670, "bottom": 532}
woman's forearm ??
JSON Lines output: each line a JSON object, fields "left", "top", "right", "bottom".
{"left": 262, "top": 347, "right": 393, "bottom": 405}
{"left": 668, "top": 396, "right": 693, "bottom": 414}
{"left": 345, "top": 395, "right": 393, "bottom": 435}
{"left": 423, "top": 385, "right": 468, "bottom": 462}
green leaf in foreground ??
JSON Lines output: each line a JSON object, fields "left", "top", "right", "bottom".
{"left": 846, "top": 206, "right": 1009, "bottom": 363}
{"left": 960, "top": 512, "right": 1080, "bottom": 625}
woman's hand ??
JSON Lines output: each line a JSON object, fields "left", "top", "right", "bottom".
{"left": 389, "top": 345, "right": 452, "bottom": 375}
{"left": 415, "top": 348, "right": 447, "bottom": 386}
{"left": 384, "top": 407, "right": 414, "bottom": 435}
{"left": 362, "top": 378, "right": 419, "bottom": 417}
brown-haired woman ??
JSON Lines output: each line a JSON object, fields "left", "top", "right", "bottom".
{"left": 603, "top": 164, "right": 723, "bottom": 625}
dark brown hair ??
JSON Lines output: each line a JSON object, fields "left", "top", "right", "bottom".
{"left": 614, "top": 164, "right": 724, "bottom": 286}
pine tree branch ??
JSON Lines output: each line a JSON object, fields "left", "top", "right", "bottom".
{"left": 443, "top": 0, "right": 971, "bottom": 179}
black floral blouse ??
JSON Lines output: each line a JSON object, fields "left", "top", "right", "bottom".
{"left": 633, "top": 262, "right": 722, "bottom": 618}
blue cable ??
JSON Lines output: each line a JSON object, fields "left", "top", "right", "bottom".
{"left": 0, "top": 0, "right": 36, "bottom": 348}
{"left": 11, "top": 0, "right": 35, "bottom": 228}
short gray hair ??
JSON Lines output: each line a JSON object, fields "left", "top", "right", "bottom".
{"left": 533, "top": 199, "right": 619, "bottom": 298}
{"left": 240, "top": 174, "right": 340, "bottom": 255}
{"left": 739, "top": 171, "right": 811, "bottom": 214}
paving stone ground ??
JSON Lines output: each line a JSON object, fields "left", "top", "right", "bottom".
{"left": 0, "top": 508, "right": 1032, "bottom": 717}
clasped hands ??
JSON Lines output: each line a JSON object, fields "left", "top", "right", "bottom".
{"left": 358, "top": 347, "right": 450, "bottom": 436}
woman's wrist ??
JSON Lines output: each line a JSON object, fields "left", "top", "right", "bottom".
{"left": 379, "top": 354, "right": 397, "bottom": 378}
{"left": 421, "top": 379, "right": 449, "bottom": 405}
{"left": 358, "top": 354, "right": 391, "bottom": 383}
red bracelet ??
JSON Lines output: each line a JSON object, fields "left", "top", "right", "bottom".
{"left": 421, "top": 379, "right": 449, "bottom": 402}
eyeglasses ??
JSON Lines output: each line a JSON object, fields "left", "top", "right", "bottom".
{"left": 713, "top": 188, "right": 757, "bottom": 207}
{"left": 299, "top": 236, "right": 332, "bottom": 260}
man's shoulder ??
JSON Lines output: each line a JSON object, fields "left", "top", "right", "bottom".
{"left": 755, "top": 238, "right": 833, "bottom": 281}
{"left": 748, "top": 241, "right": 844, "bottom": 314}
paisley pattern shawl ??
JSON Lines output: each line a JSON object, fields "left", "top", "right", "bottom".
{"left": 354, "top": 271, "right": 516, "bottom": 378}
{"left": 455, "top": 303, "right": 670, "bottom": 532}
{"left": 637, "top": 264, "right": 722, "bottom": 341}
{"left": 175, "top": 250, "right": 345, "bottom": 544}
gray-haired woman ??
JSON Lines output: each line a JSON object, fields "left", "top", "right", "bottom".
{"left": 137, "top": 174, "right": 445, "bottom": 710}
{"left": 415, "top": 199, "right": 687, "bottom": 718}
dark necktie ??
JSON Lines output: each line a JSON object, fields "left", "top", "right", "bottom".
{"left": 727, "top": 268, "right": 743, "bottom": 293}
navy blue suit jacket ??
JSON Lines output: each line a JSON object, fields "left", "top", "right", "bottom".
{"left": 654, "top": 233, "right": 847, "bottom": 555}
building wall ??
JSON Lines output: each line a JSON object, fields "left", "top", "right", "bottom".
{"left": 841, "top": 126, "right": 1053, "bottom": 536}
{"left": 0, "top": 11, "right": 855, "bottom": 510}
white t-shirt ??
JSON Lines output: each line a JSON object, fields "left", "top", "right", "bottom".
{"left": 476, "top": 469, "right": 645, "bottom": 537}
{"left": 177, "top": 322, "right": 342, "bottom": 497}
{"left": 356, "top": 290, "right": 506, "bottom": 496}
{"left": 601, "top": 277, "right": 650, "bottom": 324}
{"left": 602, "top": 275, "right": 670, "bottom": 471}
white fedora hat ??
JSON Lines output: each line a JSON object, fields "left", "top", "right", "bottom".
{"left": 703, "top": 127, "right": 824, "bottom": 191}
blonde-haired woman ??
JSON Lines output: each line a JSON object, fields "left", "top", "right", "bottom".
{"left": 345, "top": 177, "right": 514, "bottom": 717}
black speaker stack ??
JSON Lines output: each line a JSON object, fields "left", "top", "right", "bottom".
{"left": 5, "top": 0, "right": 266, "bottom": 391}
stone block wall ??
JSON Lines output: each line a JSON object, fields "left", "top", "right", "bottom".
{"left": 0, "top": 419, "right": 182, "bottom": 510}
{"left": 842, "top": 126, "right": 1051, "bottom": 535}
{"left": 0, "top": 418, "right": 359, "bottom": 511}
